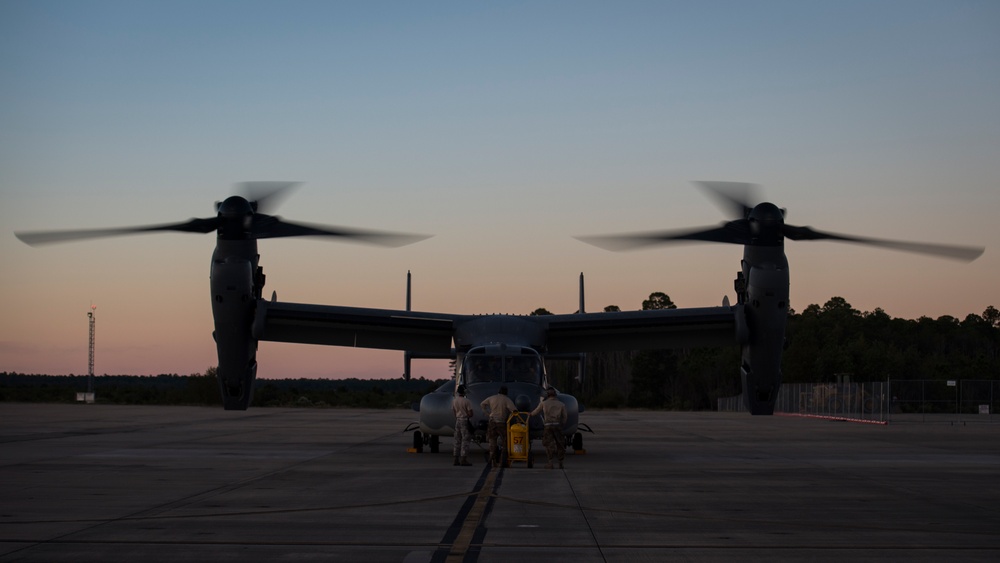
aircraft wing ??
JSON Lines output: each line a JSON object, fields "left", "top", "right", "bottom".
{"left": 253, "top": 300, "right": 457, "bottom": 354}
{"left": 543, "top": 306, "right": 738, "bottom": 353}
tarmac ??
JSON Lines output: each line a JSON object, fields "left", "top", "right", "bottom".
{"left": 1, "top": 403, "right": 998, "bottom": 562}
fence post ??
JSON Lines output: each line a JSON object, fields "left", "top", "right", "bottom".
{"left": 956, "top": 380, "right": 960, "bottom": 423}
{"left": 921, "top": 380, "right": 926, "bottom": 422}
{"left": 886, "top": 377, "right": 891, "bottom": 423}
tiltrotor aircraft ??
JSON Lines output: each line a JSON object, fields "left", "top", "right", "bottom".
{"left": 15, "top": 181, "right": 984, "bottom": 454}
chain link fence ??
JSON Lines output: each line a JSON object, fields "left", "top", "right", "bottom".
{"left": 717, "top": 380, "right": 1000, "bottom": 423}
{"left": 886, "top": 379, "right": 998, "bottom": 423}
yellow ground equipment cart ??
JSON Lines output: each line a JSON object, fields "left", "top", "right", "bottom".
{"left": 506, "top": 411, "right": 533, "bottom": 468}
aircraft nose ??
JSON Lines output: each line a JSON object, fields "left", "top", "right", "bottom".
{"left": 515, "top": 394, "right": 531, "bottom": 411}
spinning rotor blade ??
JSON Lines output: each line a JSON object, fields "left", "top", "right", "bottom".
{"left": 577, "top": 181, "right": 984, "bottom": 262}
{"left": 236, "top": 181, "right": 300, "bottom": 214}
{"left": 575, "top": 181, "right": 773, "bottom": 250}
{"left": 15, "top": 218, "right": 220, "bottom": 246}
{"left": 16, "top": 181, "right": 433, "bottom": 249}
{"left": 251, "top": 215, "right": 432, "bottom": 247}
{"left": 694, "top": 181, "right": 762, "bottom": 219}
{"left": 234, "top": 181, "right": 430, "bottom": 246}
{"left": 782, "top": 225, "right": 984, "bottom": 262}
{"left": 575, "top": 223, "right": 750, "bottom": 251}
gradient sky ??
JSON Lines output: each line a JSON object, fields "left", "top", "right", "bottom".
{"left": 2, "top": 1, "right": 998, "bottom": 380}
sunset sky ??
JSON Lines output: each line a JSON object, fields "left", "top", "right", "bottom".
{"left": 2, "top": 1, "right": 998, "bottom": 380}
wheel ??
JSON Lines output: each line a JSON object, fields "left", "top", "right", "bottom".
{"left": 412, "top": 430, "right": 423, "bottom": 453}
{"left": 527, "top": 451, "right": 534, "bottom": 469}
{"left": 572, "top": 432, "right": 583, "bottom": 451}
{"left": 863, "top": 397, "right": 879, "bottom": 413}
{"left": 828, "top": 398, "right": 845, "bottom": 413}
{"left": 429, "top": 434, "right": 440, "bottom": 453}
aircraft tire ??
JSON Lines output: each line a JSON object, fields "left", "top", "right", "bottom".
{"left": 572, "top": 432, "right": 583, "bottom": 451}
{"left": 429, "top": 434, "right": 440, "bottom": 453}
{"left": 412, "top": 430, "right": 423, "bottom": 453}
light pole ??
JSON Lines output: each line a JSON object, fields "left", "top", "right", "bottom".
{"left": 87, "top": 304, "right": 96, "bottom": 402}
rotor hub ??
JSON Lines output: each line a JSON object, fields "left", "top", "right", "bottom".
{"left": 217, "top": 196, "right": 254, "bottom": 236}
{"left": 748, "top": 202, "right": 784, "bottom": 244}
{"left": 218, "top": 196, "right": 254, "bottom": 218}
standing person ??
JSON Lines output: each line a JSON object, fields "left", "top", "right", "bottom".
{"left": 452, "top": 385, "right": 473, "bottom": 466}
{"left": 530, "top": 387, "right": 568, "bottom": 469}
{"left": 480, "top": 385, "right": 517, "bottom": 468}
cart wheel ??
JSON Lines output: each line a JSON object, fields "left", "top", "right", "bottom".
{"left": 429, "top": 434, "right": 440, "bottom": 453}
{"left": 412, "top": 430, "right": 423, "bottom": 453}
{"left": 527, "top": 452, "right": 534, "bottom": 469}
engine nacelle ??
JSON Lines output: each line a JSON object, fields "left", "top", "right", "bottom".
{"left": 739, "top": 264, "right": 789, "bottom": 415}
{"left": 210, "top": 250, "right": 259, "bottom": 410}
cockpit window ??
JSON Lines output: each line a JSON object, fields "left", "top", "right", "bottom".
{"left": 462, "top": 351, "right": 542, "bottom": 386}
{"left": 506, "top": 356, "right": 540, "bottom": 384}
{"left": 465, "top": 357, "right": 501, "bottom": 384}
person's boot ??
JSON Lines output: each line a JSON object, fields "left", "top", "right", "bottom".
{"left": 460, "top": 456, "right": 471, "bottom": 466}
{"left": 453, "top": 456, "right": 459, "bottom": 466}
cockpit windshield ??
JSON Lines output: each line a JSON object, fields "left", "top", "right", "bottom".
{"left": 505, "top": 356, "right": 540, "bottom": 383}
{"left": 464, "top": 356, "right": 501, "bottom": 384}
{"left": 462, "top": 347, "right": 543, "bottom": 386}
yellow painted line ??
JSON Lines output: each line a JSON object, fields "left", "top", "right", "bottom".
{"left": 445, "top": 466, "right": 499, "bottom": 562}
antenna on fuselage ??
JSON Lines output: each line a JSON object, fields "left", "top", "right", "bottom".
{"left": 403, "top": 271, "right": 412, "bottom": 380}
{"left": 577, "top": 273, "right": 587, "bottom": 385}
{"left": 406, "top": 270, "right": 411, "bottom": 312}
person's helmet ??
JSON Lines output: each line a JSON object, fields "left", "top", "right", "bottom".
{"left": 457, "top": 385, "right": 466, "bottom": 396}
{"left": 546, "top": 387, "right": 557, "bottom": 397}
{"left": 499, "top": 385, "right": 508, "bottom": 395}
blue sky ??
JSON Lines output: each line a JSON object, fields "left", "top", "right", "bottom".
{"left": 2, "top": 1, "right": 998, "bottom": 379}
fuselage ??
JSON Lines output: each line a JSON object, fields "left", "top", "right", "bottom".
{"left": 416, "top": 344, "right": 580, "bottom": 440}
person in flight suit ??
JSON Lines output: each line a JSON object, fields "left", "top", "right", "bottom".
{"left": 530, "top": 387, "right": 568, "bottom": 469}
{"left": 480, "top": 385, "right": 517, "bottom": 468}
{"left": 452, "top": 385, "right": 474, "bottom": 466}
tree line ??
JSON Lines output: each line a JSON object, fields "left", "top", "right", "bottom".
{"left": 4, "top": 296, "right": 997, "bottom": 410}
{"left": 0, "top": 371, "right": 447, "bottom": 409}
{"left": 539, "top": 294, "right": 1000, "bottom": 410}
